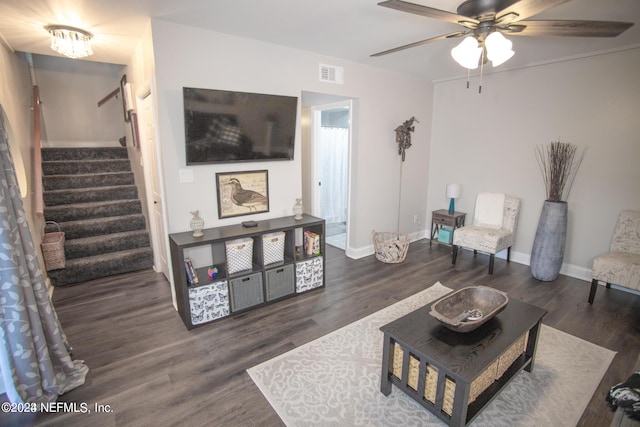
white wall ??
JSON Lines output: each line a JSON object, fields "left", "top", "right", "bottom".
{"left": 0, "top": 48, "right": 50, "bottom": 285}
{"left": 428, "top": 47, "right": 640, "bottom": 280}
{"left": 151, "top": 19, "right": 433, "bottom": 252}
{"left": 33, "top": 55, "right": 124, "bottom": 146}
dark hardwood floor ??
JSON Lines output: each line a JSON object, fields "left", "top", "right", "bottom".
{"left": 3, "top": 241, "right": 639, "bottom": 426}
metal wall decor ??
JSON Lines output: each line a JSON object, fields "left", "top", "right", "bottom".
{"left": 395, "top": 116, "right": 418, "bottom": 161}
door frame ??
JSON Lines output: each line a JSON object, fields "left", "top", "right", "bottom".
{"left": 308, "top": 100, "right": 353, "bottom": 251}
{"left": 136, "top": 77, "right": 175, "bottom": 305}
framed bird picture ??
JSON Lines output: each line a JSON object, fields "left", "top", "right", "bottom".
{"left": 216, "top": 170, "right": 270, "bottom": 219}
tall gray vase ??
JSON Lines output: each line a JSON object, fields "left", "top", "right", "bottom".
{"left": 530, "top": 201, "right": 567, "bottom": 281}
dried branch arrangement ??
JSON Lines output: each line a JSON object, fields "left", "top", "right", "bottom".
{"left": 535, "top": 141, "right": 585, "bottom": 202}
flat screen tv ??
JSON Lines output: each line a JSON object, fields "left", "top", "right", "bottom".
{"left": 183, "top": 87, "right": 297, "bottom": 165}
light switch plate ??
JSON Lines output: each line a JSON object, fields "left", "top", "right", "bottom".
{"left": 179, "top": 169, "right": 194, "bottom": 183}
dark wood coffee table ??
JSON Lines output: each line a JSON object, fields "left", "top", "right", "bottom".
{"left": 380, "top": 296, "right": 547, "bottom": 427}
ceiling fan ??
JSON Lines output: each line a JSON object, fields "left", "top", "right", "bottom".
{"left": 371, "top": 0, "right": 634, "bottom": 63}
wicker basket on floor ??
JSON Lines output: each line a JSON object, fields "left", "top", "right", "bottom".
{"left": 41, "top": 221, "right": 65, "bottom": 271}
{"left": 373, "top": 231, "right": 410, "bottom": 263}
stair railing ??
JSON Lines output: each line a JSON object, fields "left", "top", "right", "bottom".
{"left": 33, "top": 85, "right": 43, "bottom": 218}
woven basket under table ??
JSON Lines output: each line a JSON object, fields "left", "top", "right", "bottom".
{"left": 391, "top": 333, "right": 528, "bottom": 416}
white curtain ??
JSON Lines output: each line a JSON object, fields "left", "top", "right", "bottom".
{"left": 319, "top": 126, "right": 348, "bottom": 224}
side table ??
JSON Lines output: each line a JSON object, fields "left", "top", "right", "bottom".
{"left": 430, "top": 210, "right": 466, "bottom": 247}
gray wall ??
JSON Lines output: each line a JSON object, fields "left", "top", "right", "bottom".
{"left": 33, "top": 54, "right": 124, "bottom": 146}
{"left": 150, "top": 19, "right": 433, "bottom": 255}
{"left": 428, "top": 47, "right": 640, "bottom": 280}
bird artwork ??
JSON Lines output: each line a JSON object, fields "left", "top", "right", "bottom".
{"left": 227, "top": 178, "right": 268, "bottom": 212}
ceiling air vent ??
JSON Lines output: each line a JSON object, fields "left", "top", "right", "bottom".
{"left": 319, "top": 64, "right": 344, "bottom": 84}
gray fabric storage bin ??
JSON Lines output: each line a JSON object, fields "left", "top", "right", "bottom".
{"left": 229, "top": 272, "right": 264, "bottom": 311}
{"left": 265, "top": 264, "right": 294, "bottom": 301}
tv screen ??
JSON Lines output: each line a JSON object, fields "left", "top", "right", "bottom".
{"left": 183, "top": 87, "right": 297, "bottom": 165}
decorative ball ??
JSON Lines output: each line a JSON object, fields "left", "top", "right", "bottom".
{"left": 207, "top": 266, "right": 218, "bottom": 279}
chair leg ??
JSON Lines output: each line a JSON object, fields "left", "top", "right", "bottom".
{"left": 588, "top": 279, "right": 598, "bottom": 304}
{"left": 452, "top": 245, "right": 458, "bottom": 265}
{"left": 507, "top": 247, "right": 511, "bottom": 262}
{"left": 489, "top": 254, "right": 495, "bottom": 274}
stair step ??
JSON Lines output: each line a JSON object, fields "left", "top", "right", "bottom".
{"left": 41, "top": 147, "right": 128, "bottom": 161}
{"left": 44, "top": 199, "right": 143, "bottom": 223}
{"left": 46, "top": 213, "right": 147, "bottom": 239}
{"left": 64, "top": 230, "right": 151, "bottom": 260}
{"left": 43, "top": 171, "right": 135, "bottom": 191}
{"left": 44, "top": 185, "right": 138, "bottom": 205}
{"left": 43, "top": 159, "right": 131, "bottom": 175}
{"left": 47, "top": 247, "right": 154, "bottom": 287}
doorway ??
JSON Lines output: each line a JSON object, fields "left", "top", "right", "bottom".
{"left": 136, "top": 79, "right": 170, "bottom": 283}
{"left": 301, "top": 93, "right": 352, "bottom": 251}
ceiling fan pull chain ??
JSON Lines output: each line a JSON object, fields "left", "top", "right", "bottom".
{"left": 479, "top": 47, "right": 485, "bottom": 94}
{"left": 466, "top": 68, "right": 470, "bottom": 89}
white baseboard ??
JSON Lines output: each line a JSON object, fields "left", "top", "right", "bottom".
{"left": 346, "top": 237, "right": 595, "bottom": 284}
{"left": 345, "top": 230, "right": 427, "bottom": 260}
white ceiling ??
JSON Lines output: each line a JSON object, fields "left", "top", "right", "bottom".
{"left": 0, "top": 0, "right": 638, "bottom": 81}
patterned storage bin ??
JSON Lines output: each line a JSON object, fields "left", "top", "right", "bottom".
{"left": 226, "top": 237, "right": 254, "bottom": 275}
{"left": 188, "top": 280, "right": 229, "bottom": 326}
{"left": 262, "top": 231, "right": 285, "bottom": 266}
{"left": 295, "top": 256, "right": 323, "bottom": 293}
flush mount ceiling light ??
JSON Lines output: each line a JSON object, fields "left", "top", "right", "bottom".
{"left": 45, "top": 25, "right": 93, "bottom": 59}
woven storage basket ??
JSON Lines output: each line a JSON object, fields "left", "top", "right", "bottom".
{"left": 373, "top": 231, "right": 410, "bottom": 263}
{"left": 391, "top": 334, "right": 527, "bottom": 416}
{"left": 41, "top": 221, "right": 65, "bottom": 271}
{"left": 262, "top": 231, "right": 285, "bottom": 266}
{"left": 225, "top": 237, "right": 254, "bottom": 275}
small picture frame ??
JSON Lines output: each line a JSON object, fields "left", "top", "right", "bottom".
{"left": 216, "top": 170, "right": 269, "bottom": 219}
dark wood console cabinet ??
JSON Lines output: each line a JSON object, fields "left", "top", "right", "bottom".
{"left": 169, "top": 214, "right": 325, "bottom": 329}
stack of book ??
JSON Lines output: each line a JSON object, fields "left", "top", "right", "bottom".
{"left": 304, "top": 231, "right": 321, "bottom": 256}
{"left": 185, "top": 258, "right": 199, "bottom": 285}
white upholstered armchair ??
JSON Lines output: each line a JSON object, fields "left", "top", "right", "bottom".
{"left": 589, "top": 210, "right": 640, "bottom": 304}
{"left": 451, "top": 193, "right": 521, "bottom": 274}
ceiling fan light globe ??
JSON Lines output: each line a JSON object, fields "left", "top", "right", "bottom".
{"left": 451, "top": 36, "right": 482, "bottom": 69}
{"left": 486, "top": 32, "right": 514, "bottom": 67}
{"left": 490, "top": 49, "right": 514, "bottom": 67}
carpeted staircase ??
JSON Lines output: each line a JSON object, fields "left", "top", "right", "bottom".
{"left": 42, "top": 147, "right": 154, "bottom": 286}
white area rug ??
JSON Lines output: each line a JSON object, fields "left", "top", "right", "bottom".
{"left": 248, "top": 282, "right": 616, "bottom": 426}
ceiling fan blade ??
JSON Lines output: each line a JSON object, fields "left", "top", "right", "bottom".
{"left": 505, "top": 20, "right": 634, "bottom": 37}
{"left": 371, "top": 31, "right": 468, "bottom": 57}
{"left": 496, "top": 0, "right": 571, "bottom": 23}
{"left": 378, "top": 0, "right": 478, "bottom": 26}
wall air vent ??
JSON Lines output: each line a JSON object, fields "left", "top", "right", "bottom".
{"left": 319, "top": 64, "right": 344, "bottom": 84}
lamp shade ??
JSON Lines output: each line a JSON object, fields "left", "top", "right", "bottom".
{"left": 485, "top": 31, "right": 514, "bottom": 67}
{"left": 446, "top": 184, "right": 461, "bottom": 199}
{"left": 451, "top": 37, "right": 482, "bottom": 69}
